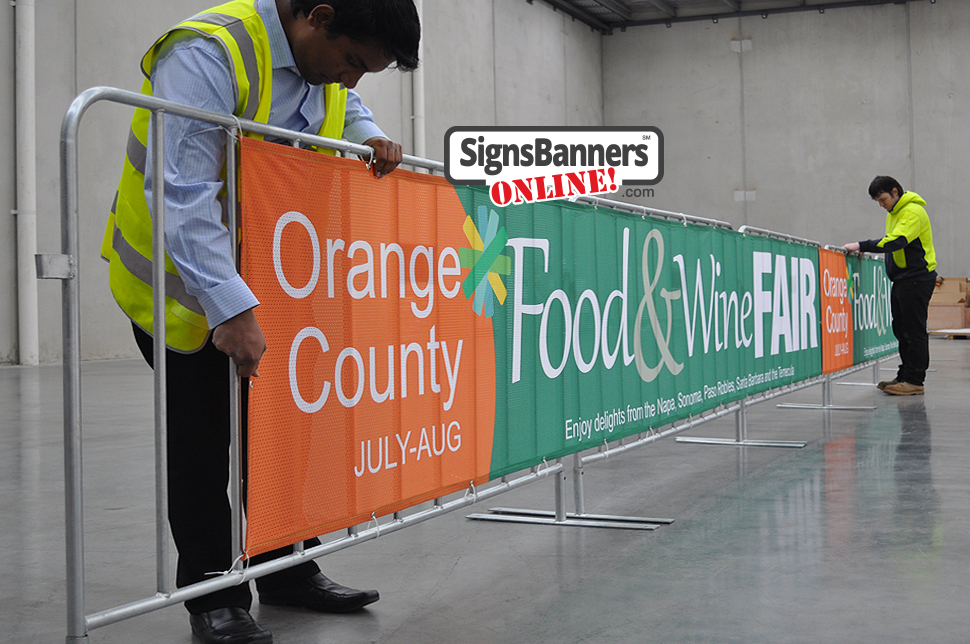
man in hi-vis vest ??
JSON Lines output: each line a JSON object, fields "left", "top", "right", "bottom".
{"left": 102, "top": 1, "right": 420, "bottom": 642}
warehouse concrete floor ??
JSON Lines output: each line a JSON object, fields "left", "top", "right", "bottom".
{"left": 3, "top": 338, "right": 969, "bottom": 644}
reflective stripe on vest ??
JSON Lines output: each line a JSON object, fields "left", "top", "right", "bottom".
{"left": 102, "top": 0, "right": 348, "bottom": 352}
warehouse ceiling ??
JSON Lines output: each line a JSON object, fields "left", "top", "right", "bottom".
{"left": 535, "top": 0, "right": 933, "bottom": 31}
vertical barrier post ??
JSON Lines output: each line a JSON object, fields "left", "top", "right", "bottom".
{"left": 60, "top": 84, "right": 86, "bottom": 644}
{"left": 735, "top": 397, "right": 748, "bottom": 443}
{"left": 554, "top": 460, "right": 567, "bottom": 523}
{"left": 150, "top": 109, "right": 172, "bottom": 594}
{"left": 225, "top": 126, "right": 244, "bottom": 567}
{"left": 572, "top": 453, "right": 586, "bottom": 517}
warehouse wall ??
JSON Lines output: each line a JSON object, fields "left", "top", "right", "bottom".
{"left": 604, "top": 1, "right": 967, "bottom": 280}
{"left": 0, "top": 0, "right": 602, "bottom": 362}
{"left": 3, "top": 1, "right": 965, "bottom": 363}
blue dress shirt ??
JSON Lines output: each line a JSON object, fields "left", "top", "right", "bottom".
{"left": 145, "top": 0, "right": 386, "bottom": 328}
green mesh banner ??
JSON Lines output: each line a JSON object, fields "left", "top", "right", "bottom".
{"left": 454, "top": 187, "right": 828, "bottom": 479}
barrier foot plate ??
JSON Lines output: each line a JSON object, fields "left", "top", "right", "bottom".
{"left": 675, "top": 437, "right": 806, "bottom": 448}
{"left": 835, "top": 382, "right": 877, "bottom": 387}
{"left": 466, "top": 508, "right": 672, "bottom": 530}
{"left": 775, "top": 403, "right": 876, "bottom": 411}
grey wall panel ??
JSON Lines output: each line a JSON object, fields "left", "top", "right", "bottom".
{"left": 422, "top": 0, "right": 497, "bottom": 163}
{"left": 909, "top": 0, "right": 970, "bottom": 280}
{"left": 604, "top": 20, "right": 745, "bottom": 222}
{"left": 33, "top": 0, "right": 81, "bottom": 363}
{"left": 494, "top": 1, "right": 569, "bottom": 125}
{"left": 740, "top": 7, "right": 911, "bottom": 244}
{"left": 1, "top": 3, "right": 16, "bottom": 363}
{"left": 564, "top": 11, "right": 603, "bottom": 126}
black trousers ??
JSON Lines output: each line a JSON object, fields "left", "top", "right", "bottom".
{"left": 133, "top": 325, "right": 320, "bottom": 614}
{"left": 890, "top": 279, "right": 935, "bottom": 386}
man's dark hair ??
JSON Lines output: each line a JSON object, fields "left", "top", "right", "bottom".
{"left": 868, "top": 175, "right": 904, "bottom": 199}
{"left": 291, "top": 0, "right": 420, "bottom": 71}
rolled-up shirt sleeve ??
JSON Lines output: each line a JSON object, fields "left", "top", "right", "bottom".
{"left": 145, "top": 35, "right": 260, "bottom": 329}
{"left": 342, "top": 88, "right": 387, "bottom": 144}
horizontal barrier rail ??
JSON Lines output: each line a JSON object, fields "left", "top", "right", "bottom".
{"left": 84, "top": 462, "right": 562, "bottom": 630}
{"left": 577, "top": 193, "right": 734, "bottom": 230}
{"left": 738, "top": 224, "right": 823, "bottom": 246}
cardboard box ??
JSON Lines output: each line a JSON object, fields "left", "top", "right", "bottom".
{"left": 935, "top": 277, "right": 967, "bottom": 293}
{"left": 928, "top": 304, "right": 966, "bottom": 330}
{"left": 931, "top": 291, "right": 967, "bottom": 306}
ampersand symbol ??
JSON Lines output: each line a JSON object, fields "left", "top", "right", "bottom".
{"left": 633, "top": 229, "right": 684, "bottom": 382}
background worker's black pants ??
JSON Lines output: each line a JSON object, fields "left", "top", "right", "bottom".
{"left": 890, "top": 279, "right": 935, "bottom": 386}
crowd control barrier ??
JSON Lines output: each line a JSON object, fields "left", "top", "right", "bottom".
{"left": 47, "top": 86, "right": 897, "bottom": 643}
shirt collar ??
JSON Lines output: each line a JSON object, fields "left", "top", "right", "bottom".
{"left": 257, "top": 0, "right": 298, "bottom": 71}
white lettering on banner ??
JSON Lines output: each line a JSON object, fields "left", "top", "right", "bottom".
{"left": 752, "top": 252, "right": 818, "bottom": 358}
{"left": 564, "top": 407, "right": 626, "bottom": 442}
{"left": 509, "top": 227, "right": 824, "bottom": 386}
{"left": 509, "top": 231, "right": 636, "bottom": 383}
{"left": 354, "top": 422, "right": 463, "bottom": 477}
{"left": 672, "top": 253, "right": 754, "bottom": 356}
{"left": 508, "top": 237, "right": 550, "bottom": 384}
{"left": 272, "top": 211, "right": 463, "bottom": 312}
{"left": 823, "top": 268, "right": 848, "bottom": 304}
{"left": 274, "top": 212, "right": 320, "bottom": 299}
{"left": 273, "top": 211, "right": 467, "bottom": 414}
{"left": 287, "top": 325, "right": 463, "bottom": 412}
{"left": 823, "top": 266, "right": 851, "bottom": 345}
{"left": 851, "top": 266, "right": 891, "bottom": 334}
{"left": 673, "top": 254, "right": 718, "bottom": 356}
{"left": 826, "top": 307, "right": 849, "bottom": 335}
{"left": 735, "top": 365, "right": 796, "bottom": 390}
{"left": 289, "top": 327, "right": 330, "bottom": 413}
{"left": 677, "top": 390, "right": 704, "bottom": 407}
{"left": 560, "top": 370, "right": 794, "bottom": 436}
{"left": 634, "top": 230, "right": 684, "bottom": 381}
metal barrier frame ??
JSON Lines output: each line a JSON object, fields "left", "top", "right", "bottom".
{"left": 49, "top": 85, "right": 898, "bottom": 642}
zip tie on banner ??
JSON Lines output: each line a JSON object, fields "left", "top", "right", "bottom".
{"left": 368, "top": 512, "right": 380, "bottom": 537}
{"left": 464, "top": 481, "right": 478, "bottom": 503}
{"left": 603, "top": 438, "right": 611, "bottom": 458}
{"left": 206, "top": 552, "right": 248, "bottom": 581}
{"left": 537, "top": 457, "right": 551, "bottom": 477}
{"left": 364, "top": 145, "right": 375, "bottom": 171}
{"left": 221, "top": 113, "right": 243, "bottom": 142}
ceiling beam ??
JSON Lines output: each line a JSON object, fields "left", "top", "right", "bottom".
{"left": 644, "top": 0, "right": 677, "bottom": 16}
{"left": 591, "top": 0, "right": 633, "bottom": 20}
{"left": 532, "top": 0, "right": 612, "bottom": 31}
{"left": 614, "top": 0, "right": 929, "bottom": 28}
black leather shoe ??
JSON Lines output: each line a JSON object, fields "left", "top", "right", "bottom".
{"left": 188, "top": 607, "right": 273, "bottom": 644}
{"left": 259, "top": 573, "right": 380, "bottom": 613}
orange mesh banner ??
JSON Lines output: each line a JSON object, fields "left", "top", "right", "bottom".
{"left": 239, "top": 137, "right": 495, "bottom": 556}
{"left": 819, "top": 248, "right": 853, "bottom": 374}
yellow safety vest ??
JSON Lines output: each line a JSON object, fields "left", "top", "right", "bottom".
{"left": 101, "top": 0, "right": 348, "bottom": 352}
